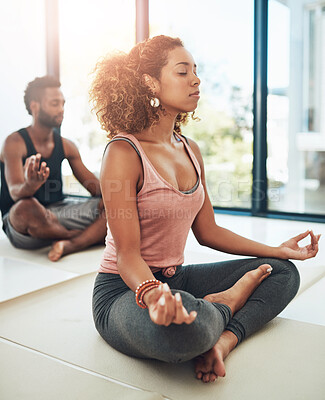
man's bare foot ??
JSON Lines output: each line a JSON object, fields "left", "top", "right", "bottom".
{"left": 203, "top": 264, "right": 272, "bottom": 315}
{"left": 48, "top": 240, "right": 70, "bottom": 261}
{"left": 48, "top": 238, "right": 83, "bottom": 261}
{"left": 48, "top": 230, "right": 84, "bottom": 261}
{"left": 195, "top": 330, "right": 237, "bottom": 383}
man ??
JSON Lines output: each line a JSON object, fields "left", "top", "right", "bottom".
{"left": 0, "top": 76, "right": 106, "bottom": 261}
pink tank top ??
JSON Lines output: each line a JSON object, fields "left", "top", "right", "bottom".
{"left": 99, "top": 132, "right": 205, "bottom": 274}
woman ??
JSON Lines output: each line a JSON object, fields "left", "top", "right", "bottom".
{"left": 90, "top": 35, "right": 320, "bottom": 383}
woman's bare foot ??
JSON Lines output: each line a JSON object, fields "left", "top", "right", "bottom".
{"left": 195, "top": 330, "right": 237, "bottom": 383}
{"left": 203, "top": 264, "right": 272, "bottom": 315}
{"left": 194, "top": 264, "right": 272, "bottom": 382}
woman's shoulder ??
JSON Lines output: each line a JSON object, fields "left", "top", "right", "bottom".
{"left": 106, "top": 134, "right": 141, "bottom": 155}
{"left": 183, "top": 136, "right": 203, "bottom": 162}
{"left": 103, "top": 135, "right": 142, "bottom": 172}
{"left": 100, "top": 137, "right": 143, "bottom": 193}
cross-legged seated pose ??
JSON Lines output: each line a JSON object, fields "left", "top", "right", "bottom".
{"left": 0, "top": 76, "right": 107, "bottom": 261}
{"left": 90, "top": 35, "right": 320, "bottom": 383}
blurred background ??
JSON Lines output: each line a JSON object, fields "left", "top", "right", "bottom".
{"left": 0, "top": 0, "right": 324, "bottom": 220}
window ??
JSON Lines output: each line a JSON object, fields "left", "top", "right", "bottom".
{"left": 0, "top": 0, "right": 46, "bottom": 148}
{"left": 58, "top": 0, "right": 136, "bottom": 195}
{"left": 267, "top": 0, "right": 325, "bottom": 215}
{"left": 42, "top": 0, "right": 325, "bottom": 220}
{"left": 149, "top": 0, "right": 254, "bottom": 209}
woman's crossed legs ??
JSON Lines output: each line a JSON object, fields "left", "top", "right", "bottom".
{"left": 93, "top": 257, "right": 300, "bottom": 383}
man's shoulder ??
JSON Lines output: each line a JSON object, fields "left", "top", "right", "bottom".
{"left": 61, "top": 136, "right": 79, "bottom": 158}
{"left": 5, "top": 129, "right": 25, "bottom": 142}
{"left": 2, "top": 131, "right": 25, "bottom": 150}
{"left": 60, "top": 133, "right": 76, "bottom": 147}
{"left": 0, "top": 130, "right": 26, "bottom": 159}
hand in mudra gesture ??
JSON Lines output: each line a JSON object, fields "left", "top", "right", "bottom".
{"left": 278, "top": 230, "right": 321, "bottom": 260}
{"left": 23, "top": 153, "right": 50, "bottom": 191}
{"left": 145, "top": 283, "right": 197, "bottom": 326}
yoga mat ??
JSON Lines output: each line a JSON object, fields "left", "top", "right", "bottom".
{"left": 0, "top": 256, "right": 77, "bottom": 302}
{"left": 0, "top": 340, "right": 163, "bottom": 400}
{"left": 0, "top": 273, "right": 325, "bottom": 399}
{"left": 279, "top": 275, "right": 325, "bottom": 326}
{"left": 0, "top": 237, "right": 103, "bottom": 274}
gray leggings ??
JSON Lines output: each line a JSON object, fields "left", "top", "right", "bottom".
{"left": 92, "top": 258, "right": 300, "bottom": 363}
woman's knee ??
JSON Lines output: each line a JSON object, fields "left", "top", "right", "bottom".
{"left": 271, "top": 258, "right": 300, "bottom": 298}
{"left": 283, "top": 260, "right": 300, "bottom": 294}
{"left": 120, "top": 310, "right": 220, "bottom": 363}
{"left": 100, "top": 290, "right": 226, "bottom": 364}
{"left": 159, "top": 301, "right": 223, "bottom": 363}
{"left": 157, "top": 320, "right": 219, "bottom": 363}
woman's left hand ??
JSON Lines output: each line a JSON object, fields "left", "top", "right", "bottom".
{"left": 278, "top": 230, "right": 321, "bottom": 260}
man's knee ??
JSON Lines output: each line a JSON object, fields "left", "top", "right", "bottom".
{"left": 10, "top": 198, "right": 48, "bottom": 232}
{"left": 11, "top": 198, "right": 43, "bottom": 219}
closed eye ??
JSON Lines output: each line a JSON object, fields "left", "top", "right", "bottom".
{"left": 178, "top": 71, "right": 198, "bottom": 77}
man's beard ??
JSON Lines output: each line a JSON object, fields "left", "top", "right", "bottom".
{"left": 38, "top": 108, "right": 62, "bottom": 128}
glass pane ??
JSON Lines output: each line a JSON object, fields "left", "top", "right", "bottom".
{"left": 58, "top": 0, "right": 135, "bottom": 195}
{"left": 0, "top": 0, "right": 46, "bottom": 148}
{"left": 149, "top": 0, "right": 254, "bottom": 208}
{"left": 267, "top": 0, "right": 325, "bottom": 215}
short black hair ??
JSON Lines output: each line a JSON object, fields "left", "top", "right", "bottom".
{"left": 24, "top": 75, "right": 61, "bottom": 115}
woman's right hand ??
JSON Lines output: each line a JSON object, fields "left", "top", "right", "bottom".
{"left": 144, "top": 283, "right": 197, "bottom": 326}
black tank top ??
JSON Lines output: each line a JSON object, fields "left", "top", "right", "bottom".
{"left": 0, "top": 128, "right": 65, "bottom": 217}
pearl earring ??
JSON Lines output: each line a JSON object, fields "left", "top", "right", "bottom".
{"left": 150, "top": 97, "right": 160, "bottom": 108}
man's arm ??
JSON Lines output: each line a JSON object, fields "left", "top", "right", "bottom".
{"left": 63, "top": 138, "right": 101, "bottom": 197}
{"left": 1, "top": 133, "right": 49, "bottom": 202}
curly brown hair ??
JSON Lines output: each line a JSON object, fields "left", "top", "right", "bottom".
{"left": 89, "top": 35, "right": 195, "bottom": 138}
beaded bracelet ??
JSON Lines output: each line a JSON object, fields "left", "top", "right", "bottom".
{"left": 135, "top": 279, "right": 162, "bottom": 298}
{"left": 138, "top": 283, "right": 161, "bottom": 308}
{"left": 135, "top": 280, "right": 162, "bottom": 309}
{"left": 135, "top": 279, "right": 162, "bottom": 309}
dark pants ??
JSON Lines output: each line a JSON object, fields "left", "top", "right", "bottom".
{"left": 93, "top": 258, "right": 300, "bottom": 363}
